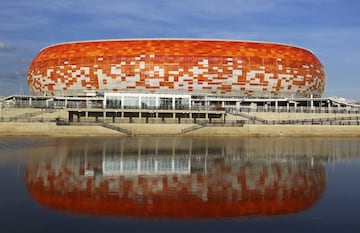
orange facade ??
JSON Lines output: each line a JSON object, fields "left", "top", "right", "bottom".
{"left": 27, "top": 39, "right": 326, "bottom": 97}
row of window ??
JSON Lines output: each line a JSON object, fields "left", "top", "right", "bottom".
{"left": 105, "top": 94, "right": 190, "bottom": 109}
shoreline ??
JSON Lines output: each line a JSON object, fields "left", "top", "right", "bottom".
{"left": 0, "top": 122, "right": 359, "bottom": 137}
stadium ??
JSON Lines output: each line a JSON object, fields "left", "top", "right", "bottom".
{"left": 28, "top": 39, "right": 326, "bottom": 98}
{"left": 24, "top": 38, "right": 332, "bottom": 112}
{"left": 1, "top": 39, "right": 359, "bottom": 127}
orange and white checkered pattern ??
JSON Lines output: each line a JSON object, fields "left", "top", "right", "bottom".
{"left": 27, "top": 39, "right": 326, "bottom": 97}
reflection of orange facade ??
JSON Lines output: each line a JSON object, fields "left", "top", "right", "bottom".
{"left": 27, "top": 39, "right": 326, "bottom": 97}
{"left": 25, "top": 159, "right": 326, "bottom": 218}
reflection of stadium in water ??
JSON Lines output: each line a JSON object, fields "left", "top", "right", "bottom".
{"left": 25, "top": 138, "right": 328, "bottom": 218}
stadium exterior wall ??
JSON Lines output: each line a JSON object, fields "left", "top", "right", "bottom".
{"left": 27, "top": 39, "right": 326, "bottom": 98}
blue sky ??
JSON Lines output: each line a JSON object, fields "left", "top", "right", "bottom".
{"left": 0, "top": 0, "right": 359, "bottom": 99}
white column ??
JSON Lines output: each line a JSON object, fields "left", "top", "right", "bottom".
{"left": 155, "top": 96, "right": 159, "bottom": 108}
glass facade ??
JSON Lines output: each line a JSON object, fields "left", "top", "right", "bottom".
{"left": 106, "top": 96, "right": 121, "bottom": 109}
{"left": 159, "top": 97, "right": 172, "bottom": 109}
{"left": 104, "top": 93, "right": 191, "bottom": 110}
{"left": 141, "top": 96, "right": 156, "bottom": 109}
{"left": 123, "top": 96, "right": 139, "bottom": 109}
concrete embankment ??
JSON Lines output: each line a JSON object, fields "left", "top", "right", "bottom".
{"left": 121, "top": 123, "right": 360, "bottom": 137}
{"left": 0, "top": 122, "right": 122, "bottom": 137}
{"left": 0, "top": 122, "right": 359, "bottom": 137}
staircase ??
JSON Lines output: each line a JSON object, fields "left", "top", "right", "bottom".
{"left": 101, "top": 122, "right": 133, "bottom": 136}
{"left": 9, "top": 109, "right": 56, "bottom": 121}
{"left": 234, "top": 112, "right": 267, "bottom": 124}
{"left": 181, "top": 121, "right": 208, "bottom": 134}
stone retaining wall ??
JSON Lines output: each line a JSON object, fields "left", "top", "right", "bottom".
{"left": 1, "top": 122, "right": 359, "bottom": 137}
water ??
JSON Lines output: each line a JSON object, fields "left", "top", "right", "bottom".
{"left": 1, "top": 136, "right": 360, "bottom": 233}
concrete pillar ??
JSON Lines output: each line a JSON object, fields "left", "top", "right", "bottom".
{"left": 103, "top": 97, "right": 106, "bottom": 109}
{"left": 155, "top": 97, "right": 159, "bottom": 109}
{"left": 69, "top": 112, "right": 73, "bottom": 122}
{"left": 45, "top": 99, "right": 50, "bottom": 108}
{"left": 310, "top": 94, "right": 314, "bottom": 112}
{"left": 236, "top": 102, "right": 240, "bottom": 113}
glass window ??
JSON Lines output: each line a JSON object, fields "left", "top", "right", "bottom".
{"left": 160, "top": 97, "right": 172, "bottom": 110}
{"left": 124, "top": 96, "right": 139, "bottom": 109}
{"left": 175, "top": 97, "right": 189, "bottom": 110}
{"left": 106, "top": 96, "right": 121, "bottom": 109}
{"left": 141, "top": 96, "right": 156, "bottom": 109}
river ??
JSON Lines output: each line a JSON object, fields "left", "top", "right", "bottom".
{"left": 1, "top": 136, "right": 360, "bottom": 233}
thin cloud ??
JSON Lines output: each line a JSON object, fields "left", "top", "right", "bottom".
{"left": 0, "top": 70, "right": 26, "bottom": 81}
{"left": 0, "top": 42, "right": 16, "bottom": 52}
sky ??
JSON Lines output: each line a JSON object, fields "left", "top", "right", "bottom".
{"left": 0, "top": 0, "right": 359, "bottom": 100}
